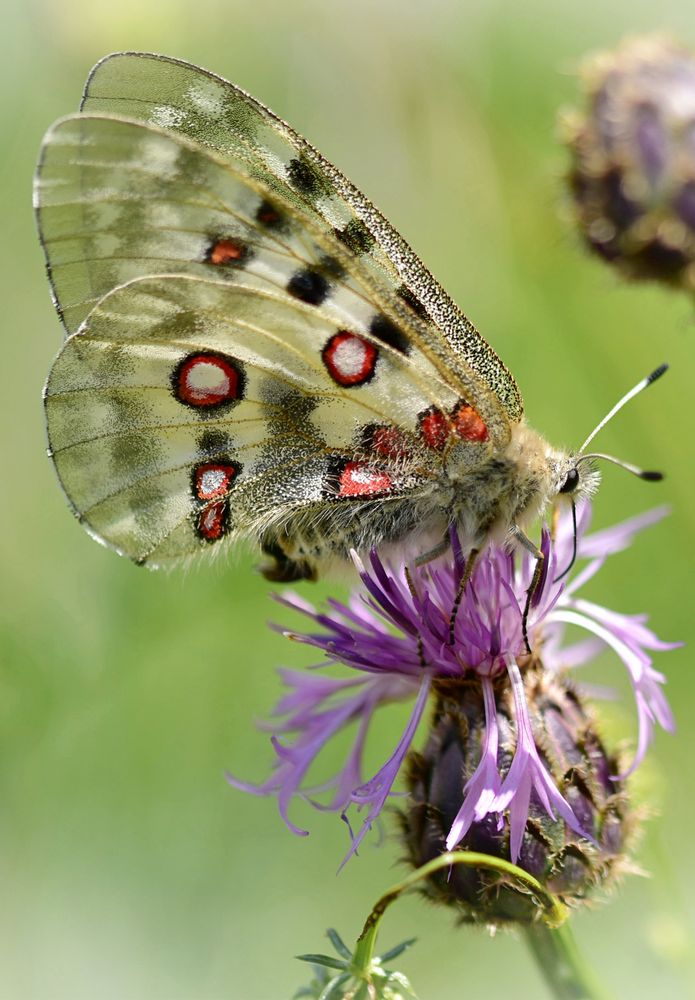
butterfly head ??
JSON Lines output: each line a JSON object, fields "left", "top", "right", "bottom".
{"left": 553, "top": 454, "right": 601, "bottom": 503}
{"left": 505, "top": 364, "right": 667, "bottom": 546}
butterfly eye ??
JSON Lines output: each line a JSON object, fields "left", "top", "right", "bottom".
{"left": 559, "top": 468, "right": 580, "bottom": 494}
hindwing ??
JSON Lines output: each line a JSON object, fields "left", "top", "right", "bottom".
{"left": 45, "top": 274, "right": 484, "bottom": 566}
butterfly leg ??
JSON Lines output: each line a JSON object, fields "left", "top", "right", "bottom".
{"left": 448, "top": 547, "right": 480, "bottom": 645}
{"left": 510, "top": 525, "right": 544, "bottom": 654}
{"left": 413, "top": 534, "right": 451, "bottom": 567}
{"left": 260, "top": 535, "right": 317, "bottom": 583}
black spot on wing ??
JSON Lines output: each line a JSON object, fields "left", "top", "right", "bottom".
{"left": 397, "top": 284, "right": 430, "bottom": 321}
{"left": 286, "top": 153, "right": 332, "bottom": 201}
{"left": 318, "top": 254, "right": 345, "bottom": 280}
{"left": 255, "top": 198, "right": 287, "bottom": 231}
{"left": 369, "top": 314, "right": 411, "bottom": 355}
{"left": 335, "top": 218, "right": 375, "bottom": 255}
{"left": 197, "top": 428, "right": 234, "bottom": 458}
{"left": 287, "top": 267, "right": 330, "bottom": 305}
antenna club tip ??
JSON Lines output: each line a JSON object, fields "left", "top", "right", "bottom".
{"left": 640, "top": 470, "right": 664, "bottom": 481}
{"left": 647, "top": 363, "right": 669, "bottom": 385}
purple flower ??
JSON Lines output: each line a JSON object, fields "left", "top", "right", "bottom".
{"left": 445, "top": 675, "right": 502, "bottom": 850}
{"left": 228, "top": 504, "right": 677, "bottom": 866}
{"left": 492, "top": 658, "right": 597, "bottom": 861}
{"left": 564, "top": 35, "right": 695, "bottom": 290}
{"left": 546, "top": 504, "right": 678, "bottom": 775}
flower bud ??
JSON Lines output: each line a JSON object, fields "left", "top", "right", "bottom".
{"left": 401, "top": 668, "right": 631, "bottom": 926}
{"left": 562, "top": 35, "right": 695, "bottom": 290}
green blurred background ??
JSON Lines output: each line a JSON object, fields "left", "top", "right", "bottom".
{"left": 2, "top": 0, "right": 694, "bottom": 996}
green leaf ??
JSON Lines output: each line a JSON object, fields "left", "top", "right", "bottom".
{"left": 319, "top": 972, "right": 352, "bottom": 1000}
{"left": 379, "top": 938, "right": 417, "bottom": 963}
{"left": 296, "top": 954, "right": 347, "bottom": 971}
{"left": 326, "top": 928, "right": 353, "bottom": 960}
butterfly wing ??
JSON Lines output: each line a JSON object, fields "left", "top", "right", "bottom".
{"left": 44, "top": 52, "right": 523, "bottom": 421}
{"left": 45, "top": 271, "right": 468, "bottom": 568}
{"left": 37, "top": 56, "right": 523, "bottom": 570}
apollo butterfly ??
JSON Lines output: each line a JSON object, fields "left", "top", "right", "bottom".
{"left": 36, "top": 53, "right": 664, "bottom": 586}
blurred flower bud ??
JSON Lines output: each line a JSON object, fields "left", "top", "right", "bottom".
{"left": 401, "top": 667, "right": 632, "bottom": 926}
{"left": 562, "top": 35, "right": 695, "bottom": 290}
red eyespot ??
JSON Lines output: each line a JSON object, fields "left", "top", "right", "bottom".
{"left": 206, "top": 237, "right": 248, "bottom": 265}
{"left": 193, "top": 463, "right": 240, "bottom": 501}
{"left": 322, "top": 331, "right": 378, "bottom": 387}
{"left": 419, "top": 401, "right": 488, "bottom": 449}
{"left": 197, "top": 501, "right": 229, "bottom": 541}
{"left": 452, "top": 403, "right": 488, "bottom": 443}
{"left": 335, "top": 461, "right": 393, "bottom": 497}
{"left": 256, "top": 200, "right": 283, "bottom": 228}
{"left": 419, "top": 407, "right": 450, "bottom": 451}
{"left": 174, "top": 353, "right": 244, "bottom": 409}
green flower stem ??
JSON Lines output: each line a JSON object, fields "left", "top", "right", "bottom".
{"left": 353, "top": 850, "right": 567, "bottom": 975}
{"left": 350, "top": 851, "right": 611, "bottom": 1000}
{"left": 524, "top": 921, "right": 612, "bottom": 1000}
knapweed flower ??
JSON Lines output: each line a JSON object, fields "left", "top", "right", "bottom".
{"left": 562, "top": 35, "right": 695, "bottom": 291}
{"left": 229, "top": 504, "right": 676, "bottom": 916}
{"left": 403, "top": 667, "right": 627, "bottom": 924}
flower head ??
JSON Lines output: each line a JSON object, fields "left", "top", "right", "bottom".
{"left": 228, "top": 504, "right": 677, "bottom": 886}
{"left": 562, "top": 34, "right": 695, "bottom": 291}
{"left": 403, "top": 666, "right": 631, "bottom": 924}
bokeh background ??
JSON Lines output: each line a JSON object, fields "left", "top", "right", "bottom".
{"left": 2, "top": 0, "right": 694, "bottom": 997}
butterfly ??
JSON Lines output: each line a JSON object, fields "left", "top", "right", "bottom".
{"left": 36, "top": 52, "right": 662, "bottom": 589}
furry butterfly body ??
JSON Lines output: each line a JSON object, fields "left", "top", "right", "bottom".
{"left": 37, "top": 53, "right": 592, "bottom": 580}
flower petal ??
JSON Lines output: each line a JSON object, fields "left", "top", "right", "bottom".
{"left": 445, "top": 677, "right": 502, "bottom": 849}
{"left": 495, "top": 659, "right": 591, "bottom": 861}
{"left": 339, "top": 673, "right": 432, "bottom": 868}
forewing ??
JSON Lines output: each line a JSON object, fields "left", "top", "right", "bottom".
{"left": 45, "top": 275, "right": 470, "bottom": 566}
{"left": 58, "top": 51, "right": 523, "bottom": 425}
{"left": 36, "top": 113, "right": 511, "bottom": 447}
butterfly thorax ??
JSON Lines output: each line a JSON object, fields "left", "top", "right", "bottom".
{"left": 445, "top": 422, "right": 569, "bottom": 545}
{"left": 259, "top": 423, "right": 572, "bottom": 581}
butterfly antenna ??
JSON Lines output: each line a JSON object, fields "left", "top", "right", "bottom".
{"left": 576, "top": 452, "right": 663, "bottom": 481}
{"left": 574, "top": 364, "right": 668, "bottom": 481}
{"left": 578, "top": 363, "right": 668, "bottom": 455}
